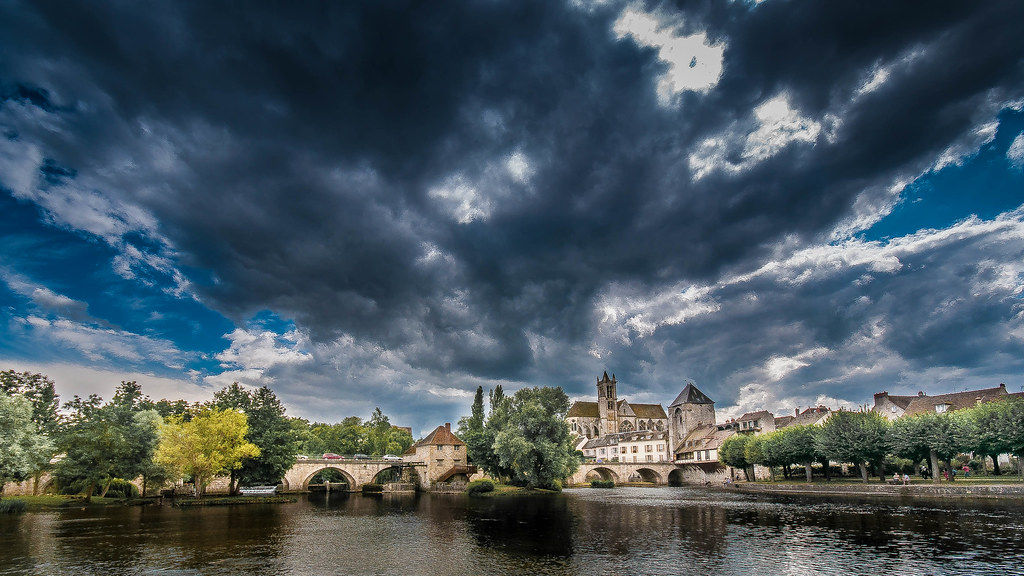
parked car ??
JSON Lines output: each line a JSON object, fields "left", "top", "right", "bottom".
{"left": 382, "top": 454, "right": 402, "bottom": 462}
{"left": 353, "top": 453, "right": 371, "bottom": 460}
{"left": 296, "top": 455, "right": 309, "bottom": 460}
{"left": 322, "top": 453, "right": 344, "bottom": 460}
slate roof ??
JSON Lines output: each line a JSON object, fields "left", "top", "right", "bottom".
{"left": 902, "top": 384, "right": 1010, "bottom": 417}
{"left": 738, "top": 410, "right": 773, "bottom": 422}
{"left": 669, "top": 382, "right": 714, "bottom": 407}
{"left": 628, "top": 402, "right": 668, "bottom": 419}
{"left": 778, "top": 406, "right": 831, "bottom": 428}
{"left": 673, "top": 425, "right": 732, "bottom": 453}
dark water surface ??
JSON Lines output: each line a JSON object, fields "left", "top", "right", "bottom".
{"left": 2, "top": 487, "right": 1023, "bottom": 575}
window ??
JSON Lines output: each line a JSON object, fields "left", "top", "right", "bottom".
{"left": 696, "top": 451, "right": 702, "bottom": 461}
{"left": 599, "top": 448, "right": 605, "bottom": 456}
{"left": 631, "top": 446, "right": 638, "bottom": 453}
{"left": 608, "top": 401, "right": 614, "bottom": 410}
{"left": 645, "top": 444, "right": 653, "bottom": 452}
{"left": 704, "top": 450, "right": 710, "bottom": 460}
{"left": 935, "top": 404, "right": 949, "bottom": 414}
{"left": 657, "top": 444, "right": 664, "bottom": 451}
{"left": 646, "top": 455, "right": 653, "bottom": 462}
{"left": 612, "top": 448, "right": 618, "bottom": 454}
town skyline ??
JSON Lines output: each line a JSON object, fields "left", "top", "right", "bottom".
{"left": 2, "top": 1, "right": 1024, "bottom": 437}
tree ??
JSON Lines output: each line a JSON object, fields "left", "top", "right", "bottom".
{"left": 0, "top": 370, "right": 60, "bottom": 436}
{"left": 889, "top": 411, "right": 972, "bottom": 483}
{"left": 54, "top": 384, "right": 163, "bottom": 501}
{"left": 211, "top": 383, "right": 296, "bottom": 491}
{"left": 155, "top": 406, "right": 260, "bottom": 497}
{"left": 488, "top": 387, "right": 580, "bottom": 489}
{"left": 719, "top": 434, "right": 753, "bottom": 481}
{"left": 0, "top": 391, "right": 52, "bottom": 499}
{"left": 364, "top": 407, "right": 412, "bottom": 456}
{"left": 967, "top": 400, "right": 1012, "bottom": 475}
{"left": 458, "top": 386, "right": 488, "bottom": 466}
{"left": 816, "top": 411, "right": 889, "bottom": 482}
{"left": 777, "top": 425, "right": 820, "bottom": 482}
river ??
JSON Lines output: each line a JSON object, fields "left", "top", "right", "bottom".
{"left": 2, "top": 487, "right": 1023, "bottom": 575}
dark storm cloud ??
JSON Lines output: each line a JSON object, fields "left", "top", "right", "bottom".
{"left": 3, "top": 0, "right": 1024, "bottom": 422}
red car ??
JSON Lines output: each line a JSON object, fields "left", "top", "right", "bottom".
{"left": 322, "top": 453, "right": 344, "bottom": 460}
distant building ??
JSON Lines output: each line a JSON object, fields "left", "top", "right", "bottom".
{"left": 872, "top": 384, "right": 1016, "bottom": 420}
{"left": 775, "top": 405, "right": 832, "bottom": 428}
{"left": 567, "top": 372, "right": 668, "bottom": 439}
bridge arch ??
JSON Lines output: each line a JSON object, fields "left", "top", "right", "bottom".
{"left": 584, "top": 467, "right": 620, "bottom": 483}
{"left": 626, "top": 468, "right": 662, "bottom": 484}
{"left": 294, "top": 466, "right": 357, "bottom": 491}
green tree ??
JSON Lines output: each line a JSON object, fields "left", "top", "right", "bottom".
{"left": 364, "top": 407, "right": 411, "bottom": 456}
{"left": 489, "top": 386, "right": 579, "bottom": 489}
{"left": 0, "top": 391, "right": 53, "bottom": 500}
{"left": 888, "top": 411, "right": 972, "bottom": 483}
{"left": 457, "top": 386, "right": 488, "bottom": 465}
{"left": 777, "top": 425, "right": 820, "bottom": 482}
{"left": 719, "top": 434, "right": 753, "bottom": 481}
{"left": 816, "top": 411, "right": 889, "bottom": 482}
{"left": 212, "top": 383, "right": 297, "bottom": 491}
{"left": 0, "top": 370, "right": 60, "bottom": 436}
{"left": 155, "top": 406, "right": 260, "bottom": 497}
{"left": 305, "top": 416, "right": 367, "bottom": 456}
{"left": 966, "top": 400, "right": 1012, "bottom": 475}
{"left": 54, "top": 383, "right": 163, "bottom": 500}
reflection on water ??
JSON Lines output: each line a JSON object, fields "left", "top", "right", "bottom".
{"left": 2, "top": 488, "right": 1024, "bottom": 575}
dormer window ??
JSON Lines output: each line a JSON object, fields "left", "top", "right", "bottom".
{"left": 935, "top": 404, "right": 949, "bottom": 414}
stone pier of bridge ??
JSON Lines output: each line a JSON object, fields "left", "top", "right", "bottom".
{"left": 567, "top": 461, "right": 728, "bottom": 486}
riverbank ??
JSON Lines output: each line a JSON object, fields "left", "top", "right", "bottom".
{"left": 0, "top": 494, "right": 298, "bottom": 511}
{"left": 728, "top": 480, "right": 1024, "bottom": 499}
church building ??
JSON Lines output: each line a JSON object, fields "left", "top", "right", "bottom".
{"left": 567, "top": 372, "right": 669, "bottom": 438}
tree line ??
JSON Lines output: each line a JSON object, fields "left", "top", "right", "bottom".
{"left": 719, "top": 397, "right": 1024, "bottom": 482}
{"left": 0, "top": 371, "right": 413, "bottom": 500}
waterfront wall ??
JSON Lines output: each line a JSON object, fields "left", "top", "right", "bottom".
{"left": 730, "top": 482, "right": 1024, "bottom": 498}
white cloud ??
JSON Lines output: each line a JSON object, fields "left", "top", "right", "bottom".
{"left": 596, "top": 282, "right": 720, "bottom": 342}
{"left": 0, "top": 361, "right": 215, "bottom": 405}
{"left": 1008, "top": 131, "right": 1024, "bottom": 169}
{"left": 215, "top": 328, "right": 313, "bottom": 372}
{"left": 428, "top": 148, "right": 536, "bottom": 224}
{"left": 614, "top": 6, "right": 725, "bottom": 105}
{"left": 689, "top": 94, "right": 821, "bottom": 180}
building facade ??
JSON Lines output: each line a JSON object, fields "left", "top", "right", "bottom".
{"left": 567, "top": 372, "right": 669, "bottom": 439}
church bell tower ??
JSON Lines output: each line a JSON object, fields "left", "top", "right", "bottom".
{"left": 597, "top": 371, "right": 618, "bottom": 435}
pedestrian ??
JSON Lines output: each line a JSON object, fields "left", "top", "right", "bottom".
{"left": 903, "top": 473, "right": 910, "bottom": 485}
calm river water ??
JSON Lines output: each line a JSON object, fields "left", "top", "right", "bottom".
{"left": 2, "top": 487, "right": 1023, "bottom": 576}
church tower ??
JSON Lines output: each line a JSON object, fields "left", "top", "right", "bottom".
{"left": 667, "top": 380, "right": 716, "bottom": 450}
{"left": 597, "top": 371, "right": 618, "bottom": 435}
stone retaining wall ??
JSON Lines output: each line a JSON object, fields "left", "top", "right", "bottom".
{"left": 730, "top": 482, "right": 1024, "bottom": 498}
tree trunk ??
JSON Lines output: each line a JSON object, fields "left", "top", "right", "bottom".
{"left": 877, "top": 460, "right": 886, "bottom": 482}
{"left": 929, "top": 449, "right": 941, "bottom": 484}
{"left": 744, "top": 465, "right": 753, "bottom": 481}
{"left": 99, "top": 478, "right": 112, "bottom": 498}
{"left": 858, "top": 462, "right": 869, "bottom": 482}
{"left": 804, "top": 462, "right": 813, "bottom": 483}
{"left": 84, "top": 482, "right": 95, "bottom": 503}
{"left": 991, "top": 455, "right": 1001, "bottom": 476}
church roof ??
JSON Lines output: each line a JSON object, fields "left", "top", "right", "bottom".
{"left": 567, "top": 401, "right": 599, "bottom": 418}
{"left": 669, "top": 382, "right": 714, "bottom": 407}
{"left": 624, "top": 401, "right": 668, "bottom": 419}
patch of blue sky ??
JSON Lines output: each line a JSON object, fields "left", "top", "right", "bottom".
{"left": 246, "top": 309, "right": 301, "bottom": 336}
{"left": 2, "top": 190, "right": 235, "bottom": 365}
{"left": 863, "top": 108, "right": 1024, "bottom": 242}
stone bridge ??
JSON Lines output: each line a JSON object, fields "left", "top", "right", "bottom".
{"left": 282, "top": 458, "right": 426, "bottom": 492}
{"left": 567, "top": 462, "right": 728, "bottom": 486}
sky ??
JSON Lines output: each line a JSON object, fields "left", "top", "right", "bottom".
{"left": 2, "top": 1, "right": 1024, "bottom": 438}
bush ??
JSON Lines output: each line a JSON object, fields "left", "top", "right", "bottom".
{"left": 466, "top": 479, "right": 495, "bottom": 496}
{"left": 0, "top": 500, "right": 27, "bottom": 514}
{"left": 105, "top": 478, "right": 140, "bottom": 498}
{"left": 590, "top": 480, "right": 615, "bottom": 489}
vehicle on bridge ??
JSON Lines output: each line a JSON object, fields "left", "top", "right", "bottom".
{"left": 382, "top": 454, "right": 402, "bottom": 462}
{"left": 353, "top": 453, "right": 371, "bottom": 460}
{"left": 322, "top": 453, "right": 344, "bottom": 460}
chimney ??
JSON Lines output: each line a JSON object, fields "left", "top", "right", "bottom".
{"left": 918, "top": 391, "right": 925, "bottom": 397}
{"left": 445, "top": 422, "right": 451, "bottom": 434}
{"left": 1000, "top": 383, "right": 1006, "bottom": 389}
{"left": 794, "top": 408, "right": 799, "bottom": 416}
{"left": 874, "top": 391, "right": 888, "bottom": 399}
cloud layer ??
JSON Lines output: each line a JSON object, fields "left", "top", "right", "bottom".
{"left": 2, "top": 1, "right": 1023, "bottom": 433}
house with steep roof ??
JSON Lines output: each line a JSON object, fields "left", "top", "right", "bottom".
{"left": 871, "top": 391, "right": 918, "bottom": 421}
{"left": 403, "top": 422, "right": 476, "bottom": 486}
{"left": 667, "top": 381, "right": 717, "bottom": 454}
{"left": 897, "top": 384, "right": 1013, "bottom": 418}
